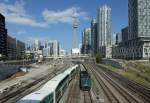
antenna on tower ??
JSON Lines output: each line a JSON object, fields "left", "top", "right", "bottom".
{"left": 72, "top": 12, "right": 78, "bottom": 49}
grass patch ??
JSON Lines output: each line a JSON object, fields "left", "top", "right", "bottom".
{"left": 121, "top": 71, "right": 150, "bottom": 88}
{"left": 97, "top": 63, "right": 150, "bottom": 88}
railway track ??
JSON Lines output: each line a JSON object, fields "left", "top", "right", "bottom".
{"left": 83, "top": 91, "right": 92, "bottom": 103}
{"left": 67, "top": 65, "right": 93, "bottom": 103}
{"left": 0, "top": 72, "right": 55, "bottom": 103}
{"left": 66, "top": 72, "right": 80, "bottom": 103}
{"left": 95, "top": 67, "right": 141, "bottom": 103}
{"left": 97, "top": 64, "right": 150, "bottom": 103}
{"left": 84, "top": 63, "right": 143, "bottom": 103}
{"left": 84, "top": 64, "right": 119, "bottom": 103}
{"left": 0, "top": 64, "right": 70, "bottom": 103}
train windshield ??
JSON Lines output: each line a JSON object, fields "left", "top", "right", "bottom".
{"left": 80, "top": 72, "right": 90, "bottom": 78}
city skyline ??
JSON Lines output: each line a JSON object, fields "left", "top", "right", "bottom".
{"left": 0, "top": 0, "right": 128, "bottom": 52}
{"left": 0, "top": 1, "right": 150, "bottom": 103}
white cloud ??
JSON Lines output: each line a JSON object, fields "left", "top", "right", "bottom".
{"left": 42, "top": 7, "right": 89, "bottom": 24}
{"left": 0, "top": 1, "right": 88, "bottom": 27}
{"left": 27, "top": 36, "right": 48, "bottom": 44}
{"left": 0, "top": 1, "right": 47, "bottom": 28}
{"left": 17, "top": 30, "right": 26, "bottom": 35}
{"left": 3, "top": 0, "right": 10, "bottom": 3}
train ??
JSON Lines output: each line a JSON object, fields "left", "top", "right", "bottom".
{"left": 17, "top": 65, "right": 78, "bottom": 103}
{"left": 79, "top": 64, "right": 91, "bottom": 91}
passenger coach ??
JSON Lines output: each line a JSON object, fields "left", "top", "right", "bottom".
{"left": 17, "top": 65, "right": 78, "bottom": 103}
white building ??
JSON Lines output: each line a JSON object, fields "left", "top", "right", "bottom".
{"left": 97, "top": 5, "right": 112, "bottom": 58}
{"left": 71, "top": 48, "right": 80, "bottom": 56}
{"left": 60, "top": 49, "right": 66, "bottom": 57}
{"left": 52, "top": 40, "right": 60, "bottom": 57}
{"left": 43, "top": 40, "right": 60, "bottom": 58}
{"left": 34, "top": 39, "right": 41, "bottom": 51}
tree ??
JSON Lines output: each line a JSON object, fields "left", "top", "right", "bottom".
{"left": 96, "top": 53, "right": 102, "bottom": 63}
{"left": 0, "top": 55, "right": 7, "bottom": 61}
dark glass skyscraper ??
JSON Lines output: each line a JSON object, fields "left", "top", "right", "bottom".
{"left": 91, "top": 19, "right": 97, "bottom": 56}
{"left": 0, "top": 13, "right": 7, "bottom": 58}
{"left": 81, "top": 28, "right": 91, "bottom": 55}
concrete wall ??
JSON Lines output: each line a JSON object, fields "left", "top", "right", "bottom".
{"left": 102, "top": 59, "right": 123, "bottom": 69}
{"left": 0, "top": 65, "right": 21, "bottom": 81}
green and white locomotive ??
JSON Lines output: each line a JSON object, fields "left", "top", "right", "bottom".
{"left": 79, "top": 64, "right": 91, "bottom": 91}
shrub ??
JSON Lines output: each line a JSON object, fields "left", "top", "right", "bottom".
{"left": 96, "top": 53, "right": 102, "bottom": 63}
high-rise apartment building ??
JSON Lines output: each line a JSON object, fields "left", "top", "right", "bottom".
{"left": 112, "top": 33, "right": 122, "bottom": 45}
{"left": 7, "top": 35, "right": 17, "bottom": 60}
{"left": 91, "top": 19, "right": 97, "bottom": 56}
{"left": 97, "top": 5, "right": 112, "bottom": 58}
{"left": 52, "top": 40, "right": 60, "bottom": 57}
{"left": 7, "top": 35, "right": 25, "bottom": 60}
{"left": 113, "top": 0, "right": 150, "bottom": 59}
{"left": 43, "top": 40, "right": 60, "bottom": 58}
{"left": 16, "top": 40, "right": 25, "bottom": 59}
{"left": 97, "top": 5, "right": 111, "bottom": 47}
{"left": 128, "top": 0, "right": 150, "bottom": 40}
{"left": 0, "top": 13, "right": 7, "bottom": 58}
{"left": 81, "top": 28, "right": 92, "bottom": 55}
{"left": 34, "top": 39, "right": 41, "bottom": 51}
{"left": 128, "top": 0, "right": 150, "bottom": 59}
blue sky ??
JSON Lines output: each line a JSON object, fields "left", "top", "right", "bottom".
{"left": 0, "top": 0, "right": 128, "bottom": 52}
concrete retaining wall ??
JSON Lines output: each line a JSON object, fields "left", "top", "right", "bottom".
{"left": 102, "top": 59, "right": 123, "bottom": 69}
{"left": 0, "top": 65, "right": 21, "bottom": 81}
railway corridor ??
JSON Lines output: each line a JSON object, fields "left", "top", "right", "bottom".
{"left": 0, "top": 63, "right": 71, "bottom": 103}
{"left": 83, "top": 63, "right": 149, "bottom": 103}
{"left": 65, "top": 68, "right": 93, "bottom": 103}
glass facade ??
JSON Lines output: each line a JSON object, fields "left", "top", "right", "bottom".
{"left": 138, "top": 0, "right": 150, "bottom": 37}
{"left": 82, "top": 28, "right": 91, "bottom": 54}
{"left": 0, "top": 13, "right": 7, "bottom": 57}
{"left": 97, "top": 5, "right": 111, "bottom": 47}
{"left": 129, "top": 0, "right": 150, "bottom": 39}
{"left": 91, "top": 19, "right": 97, "bottom": 55}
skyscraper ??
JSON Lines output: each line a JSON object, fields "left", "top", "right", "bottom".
{"left": 0, "top": 13, "right": 7, "bottom": 58}
{"left": 97, "top": 5, "right": 112, "bottom": 58}
{"left": 52, "top": 40, "right": 60, "bottom": 57}
{"left": 43, "top": 40, "right": 60, "bottom": 58}
{"left": 97, "top": 5, "right": 111, "bottom": 47}
{"left": 113, "top": 0, "right": 150, "bottom": 59}
{"left": 16, "top": 40, "right": 25, "bottom": 59}
{"left": 7, "top": 35, "right": 17, "bottom": 60}
{"left": 34, "top": 39, "right": 41, "bottom": 51}
{"left": 81, "top": 28, "right": 91, "bottom": 55}
{"left": 128, "top": 0, "right": 150, "bottom": 40}
{"left": 128, "top": 0, "right": 150, "bottom": 59}
{"left": 91, "top": 19, "right": 97, "bottom": 56}
{"left": 112, "top": 33, "right": 122, "bottom": 45}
